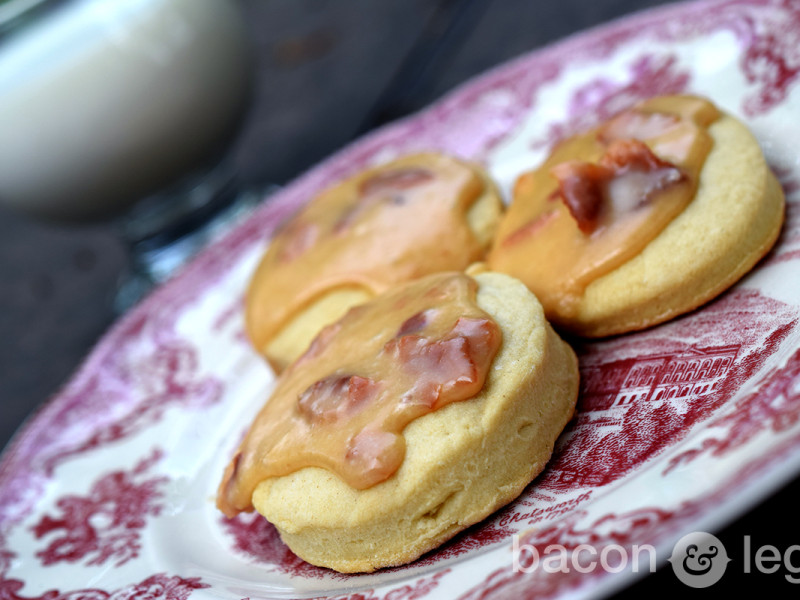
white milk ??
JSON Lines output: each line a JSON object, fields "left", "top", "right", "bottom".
{"left": 0, "top": 0, "right": 250, "bottom": 220}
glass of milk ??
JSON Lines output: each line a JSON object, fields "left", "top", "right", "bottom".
{"left": 0, "top": 0, "right": 257, "bottom": 306}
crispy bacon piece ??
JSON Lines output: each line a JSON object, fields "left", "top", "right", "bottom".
{"left": 359, "top": 167, "right": 434, "bottom": 197}
{"left": 600, "top": 139, "right": 678, "bottom": 172}
{"left": 386, "top": 317, "right": 498, "bottom": 409}
{"left": 334, "top": 168, "right": 435, "bottom": 234}
{"left": 551, "top": 139, "right": 683, "bottom": 234}
{"left": 297, "top": 374, "right": 380, "bottom": 424}
{"left": 395, "top": 309, "right": 434, "bottom": 337}
{"left": 276, "top": 220, "right": 319, "bottom": 262}
{"left": 598, "top": 110, "right": 680, "bottom": 144}
{"left": 294, "top": 320, "right": 343, "bottom": 367}
{"left": 217, "top": 451, "right": 243, "bottom": 517}
{"left": 345, "top": 429, "right": 404, "bottom": 483}
{"left": 502, "top": 209, "right": 559, "bottom": 247}
{"left": 550, "top": 161, "right": 609, "bottom": 234}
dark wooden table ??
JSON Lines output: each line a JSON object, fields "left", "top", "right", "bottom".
{"left": 1, "top": 0, "right": 797, "bottom": 596}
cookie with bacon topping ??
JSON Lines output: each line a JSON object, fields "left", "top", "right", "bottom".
{"left": 218, "top": 271, "right": 578, "bottom": 572}
{"left": 488, "top": 95, "right": 784, "bottom": 337}
{"left": 246, "top": 153, "right": 503, "bottom": 372}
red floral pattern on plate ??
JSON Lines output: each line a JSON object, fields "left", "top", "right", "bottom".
{"left": 32, "top": 449, "right": 166, "bottom": 568}
{"left": 0, "top": 570, "right": 208, "bottom": 600}
{"left": 326, "top": 570, "right": 451, "bottom": 600}
{"left": 764, "top": 165, "right": 800, "bottom": 265}
{"left": 457, "top": 431, "right": 800, "bottom": 600}
{"left": 409, "top": 521, "right": 516, "bottom": 569}
{"left": 530, "top": 53, "right": 691, "bottom": 153}
{"left": 221, "top": 510, "right": 513, "bottom": 576}
{"left": 543, "top": 289, "right": 798, "bottom": 490}
{"left": 221, "top": 513, "right": 330, "bottom": 579}
{"left": 41, "top": 345, "right": 222, "bottom": 475}
{"left": 665, "top": 343, "right": 800, "bottom": 473}
{"left": 739, "top": 0, "right": 800, "bottom": 114}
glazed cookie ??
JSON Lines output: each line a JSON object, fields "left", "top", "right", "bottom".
{"left": 488, "top": 95, "right": 785, "bottom": 337}
{"left": 246, "top": 153, "right": 503, "bottom": 372}
{"left": 218, "top": 271, "right": 578, "bottom": 573}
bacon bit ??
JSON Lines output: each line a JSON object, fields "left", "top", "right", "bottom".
{"left": 389, "top": 331, "right": 472, "bottom": 382}
{"left": 551, "top": 161, "right": 610, "bottom": 234}
{"left": 424, "top": 282, "right": 451, "bottom": 300}
{"left": 345, "top": 429, "right": 404, "bottom": 483}
{"left": 217, "top": 451, "right": 243, "bottom": 517}
{"left": 295, "top": 321, "right": 343, "bottom": 367}
{"left": 502, "top": 210, "right": 559, "bottom": 247}
{"left": 451, "top": 316, "right": 498, "bottom": 367}
{"left": 359, "top": 167, "right": 434, "bottom": 197}
{"left": 333, "top": 168, "right": 435, "bottom": 234}
{"left": 297, "top": 374, "right": 380, "bottom": 424}
{"left": 348, "top": 375, "right": 379, "bottom": 408}
{"left": 332, "top": 203, "right": 366, "bottom": 234}
{"left": 598, "top": 110, "right": 679, "bottom": 144}
{"left": 551, "top": 139, "right": 683, "bottom": 234}
{"left": 276, "top": 221, "right": 319, "bottom": 263}
{"left": 599, "top": 139, "right": 678, "bottom": 172}
{"left": 387, "top": 317, "right": 496, "bottom": 409}
{"left": 396, "top": 310, "right": 434, "bottom": 337}
{"left": 601, "top": 140, "right": 685, "bottom": 213}
{"left": 229, "top": 451, "right": 242, "bottom": 477}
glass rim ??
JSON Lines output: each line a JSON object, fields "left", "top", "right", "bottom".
{"left": 0, "top": 0, "right": 68, "bottom": 35}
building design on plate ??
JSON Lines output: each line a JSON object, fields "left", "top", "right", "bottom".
{"left": 544, "top": 344, "right": 741, "bottom": 490}
{"left": 582, "top": 344, "right": 740, "bottom": 412}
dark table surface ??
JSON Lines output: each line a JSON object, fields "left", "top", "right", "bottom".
{"left": 1, "top": 0, "right": 797, "bottom": 596}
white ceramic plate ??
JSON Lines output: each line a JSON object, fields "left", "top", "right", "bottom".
{"left": 2, "top": 0, "right": 800, "bottom": 597}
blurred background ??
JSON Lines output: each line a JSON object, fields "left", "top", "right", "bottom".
{"left": 0, "top": 0, "right": 796, "bottom": 596}
{"left": 1, "top": 0, "right": 678, "bottom": 449}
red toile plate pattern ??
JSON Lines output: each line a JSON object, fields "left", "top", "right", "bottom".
{"left": 2, "top": 0, "right": 800, "bottom": 597}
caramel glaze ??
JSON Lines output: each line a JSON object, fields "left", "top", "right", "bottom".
{"left": 246, "top": 154, "right": 490, "bottom": 354}
{"left": 219, "top": 272, "right": 501, "bottom": 517}
{"left": 488, "top": 95, "right": 720, "bottom": 325}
